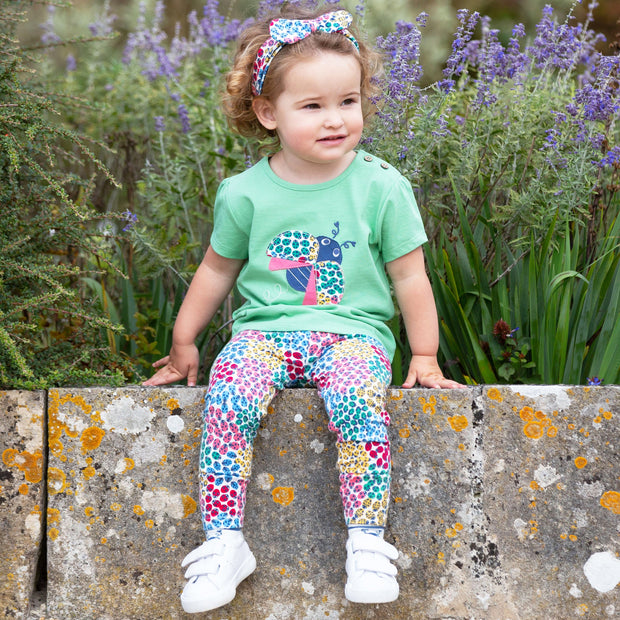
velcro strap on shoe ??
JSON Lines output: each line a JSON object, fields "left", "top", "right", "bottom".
{"left": 184, "top": 555, "right": 222, "bottom": 578}
{"left": 350, "top": 535, "right": 398, "bottom": 560}
{"left": 181, "top": 540, "right": 226, "bottom": 568}
{"left": 353, "top": 553, "right": 398, "bottom": 576}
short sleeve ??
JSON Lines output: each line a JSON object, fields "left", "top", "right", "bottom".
{"left": 378, "top": 174, "right": 428, "bottom": 263}
{"left": 209, "top": 178, "right": 250, "bottom": 260}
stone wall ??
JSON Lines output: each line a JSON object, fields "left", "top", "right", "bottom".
{"left": 1, "top": 386, "right": 618, "bottom": 619}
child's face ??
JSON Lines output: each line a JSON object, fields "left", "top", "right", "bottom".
{"left": 254, "top": 51, "right": 364, "bottom": 180}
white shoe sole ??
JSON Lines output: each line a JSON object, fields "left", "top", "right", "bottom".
{"left": 181, "top": 553, "right": 257, "bottom": 613}
{"left": 345, "top": 582, "right": 399, "bottom": 604}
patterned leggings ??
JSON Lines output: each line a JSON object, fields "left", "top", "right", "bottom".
{"left": 199, "top": 330, "right": 392, "bottom": 533}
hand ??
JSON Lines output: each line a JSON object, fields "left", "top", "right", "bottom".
{"left": 142, "top": 343, "right": 200, "bottom": 387}
{"left": 402, "top": 354, "right": 466, "bottom": 389}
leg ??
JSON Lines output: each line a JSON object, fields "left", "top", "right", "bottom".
{"left": 182, "top": 330, "right": 287, "bottom": 613}
{"left": 311, "top": 335, "right": 399, "bottom": 604}
{"left": 199, "top": 330, "right": 285, "bottom": 531}
{"left": 311, "top": 335, "right": 392, "bottom": 527}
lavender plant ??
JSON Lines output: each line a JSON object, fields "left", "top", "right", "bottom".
{"left": 370, "top": 1, "right": 619, "bottom": 383}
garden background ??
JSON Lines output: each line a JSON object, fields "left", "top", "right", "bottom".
{"left": 1, "top": 0, "right": 619, "bottom": 389}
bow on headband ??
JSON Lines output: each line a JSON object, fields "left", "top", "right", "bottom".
{"left": 251, "top": 10, "right": 359, "bottom": 96}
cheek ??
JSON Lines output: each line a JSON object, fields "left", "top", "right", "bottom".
{"left": 348, "top": 111, "right": 364, "bottom": 135}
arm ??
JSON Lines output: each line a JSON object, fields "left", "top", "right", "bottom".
{"left": 386, "top": 246, "right": 464, "bottom": 389}
{"left": 143, "top": 245, "right": 244, "bottom": 387}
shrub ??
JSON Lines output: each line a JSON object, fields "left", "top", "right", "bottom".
{"left": 0, "top": 0, "right": 132, "bottom": 388}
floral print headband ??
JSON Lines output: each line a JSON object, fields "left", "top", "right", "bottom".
{"left": 251, "top": 10, "right": 360, "bottom": 96}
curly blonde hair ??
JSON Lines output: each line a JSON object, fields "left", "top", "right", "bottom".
{"left": 222, "top": 5, "right": 382, "bottom": 149}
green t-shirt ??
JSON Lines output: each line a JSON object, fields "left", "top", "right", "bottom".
{"left": 210, "top": 150, "right": 428, "bottom": 359}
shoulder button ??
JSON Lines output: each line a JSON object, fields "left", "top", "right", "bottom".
{"left": 380, "top": 162, "right": 389, "bottom": 169}
{"left": 364, "top": 155, "right": 373, "bottom": 162}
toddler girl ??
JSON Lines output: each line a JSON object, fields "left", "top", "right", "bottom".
{"left": 144, "top": 4, "right": 463, "bottom": 614}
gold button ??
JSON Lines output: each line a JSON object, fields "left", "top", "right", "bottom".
{"left": 380, "top": 162, "right": 389, "bottom": 169}
{"left": 364, "top": 155, "right": 373, "bottom": 162}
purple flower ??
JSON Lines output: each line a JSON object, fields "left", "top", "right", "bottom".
{"left": 66, "top": 54, "right": 77, "bottom": 72}
{"left": 40, "top": 6, "right": 61, "bottom": 45}
{"left": 599, "top": 146, "right": 620, "bottom": 168}
{"left": 375, "top": 18, "right": 425, "bottom": 133}
{"left": 177, "top": 104, "right": 191, "bottom": 134}
{"left": 441, "top": 9, "right": 481, "bottom": 92}
{"left": 123, "top": 1, "right": 181, "bottom": 80}
{"left": 154, "top": 116, "right": 165, "bottom": 132}
{"left": 525, "top": 4, "right": 603, "bottom": 73}
{"left": 587, "top": 377, "right": 602, "bottom": 386}
{"left": 122, "top": 210, "right": 138, "bottom": 231}
{"left": 89, "top": 7, "right": 117, "bottom": 37}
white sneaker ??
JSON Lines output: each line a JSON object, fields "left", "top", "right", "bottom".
{"left": 180, "top": 529, "right": 256, "bottom": 613}
{"left": 345, "top": 530, "right": 399, "bottom": 604}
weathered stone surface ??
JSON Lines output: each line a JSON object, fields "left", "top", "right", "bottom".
{"left": 476, "top": 385, "right": 619, "bottom": 619}
{"left": 0, "top": 390, "right": 46, "bottom": 619}
{"left": 44, "top": 386, "right": 619, "bottom": 619}
{"left": 45, "top": 387, "right": 205, "bottom": 620}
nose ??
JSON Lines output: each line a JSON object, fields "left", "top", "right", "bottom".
{"left": 323, "top": 108, "right": 345, "bottom": 128}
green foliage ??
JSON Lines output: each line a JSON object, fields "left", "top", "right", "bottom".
{"left": 18, "top": 0, "right": 620, "bottom": 387}
{"left": 0, "top": 1, "right": 131, "bottom": 388}
{"left": 370, "top": 4, "right": 620, "bottom": 384}
{"left": 425, "top": 189, "right": 619, "bottom": 384}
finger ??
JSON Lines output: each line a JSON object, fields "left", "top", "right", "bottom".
{"left": 152, "top": 356, "right": 170, "bottom": 369}
{"left": 187, "top": 364, "right": 198, "bottom": 388}
{"left": 142, "top": 365, "right": 184, "bottom": 386}
{"left": 401, "top": 369, "right": 418, "bottom": 389}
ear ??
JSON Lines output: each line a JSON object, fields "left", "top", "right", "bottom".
{"left": 252, "top": 97, "right": 277, "bottom": 130}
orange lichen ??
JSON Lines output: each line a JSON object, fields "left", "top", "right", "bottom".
{"left": 47, "top": 508, "right": 60, "bottom": 525}
{"left": 48, "top": 390, "right": 92, "bottom": 458}
{"left": 182, "top": 494, "right": 197, "bottom": 518}
{"left": 399, "top": 428, "right": 410, "bottom": 438}
{"left": 80, "top": 427, "right": 105, "bottom": 454}
{"left": 519, "top": 406, "right": 534, "bottom": 421}
{"left": 390, "top": 390, "right": 403, "bottom": 401}
{"left": 48, "top": 528, "right": 59, "bottom": 541}
{"left": 2, "top": 448, "right": 43, "bottom": 484}
{"left": 272, "top": 486, "right": 295, "bottom": 506}
{"left": 419, "top": 395, "right": 437, "bottom": 415}
{"left": 447, "top": 414, "right": 468, "bottom": 432}
{"left": 574, "top": 457, "right": 588, "bottom": 469}
{"left": 167, "top": 398, "right": 180, "bottom": 411}
{"left": 547, "top": 426, "right": 558, "bottom": 437}
{"left": 600, "top": 491, "right": 620, "bottom": 514}
{"left": 445, "top": 523, "right": 463, "bottom": 538}
{"left": 145, "top": 519, "right": 155, "bottom": 528}
{"left": 82, "top": 466, "right": 96, "bottom": 480}
{"left": 47, "top": 468, "right": 67, "bottom": 495}
{"left": 134, "top": 505, "right": 145, "bottom": 516}
{"left": 110, "top": 502, "right": 122, "bottom": 512}
{"left": 2, "top": 448, "right": 17, "bottom": 467}
{"left": 18, "top": 484, "right": 28, "bottom": 495}
{"left": 487, "top": 388, "right": 503, "bottom": 402}
{"left": 118, "top": 458, "right": 135, "bottom": 474}
{"left": 523, "top": 421, "right": 544, "bottom": 439}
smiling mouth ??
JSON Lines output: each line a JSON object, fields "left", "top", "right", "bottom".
{"left": 319, "top": 134, "right": 346, "bottom": 142}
